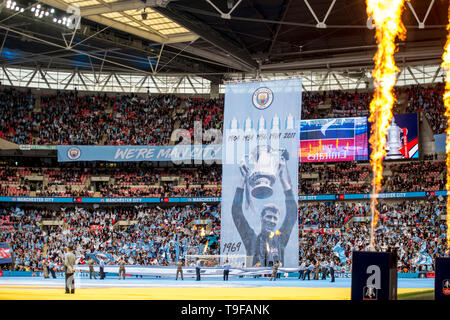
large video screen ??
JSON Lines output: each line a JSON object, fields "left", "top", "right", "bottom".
{"left": 380, "top": 113, "right": 419, "bottom": 160}
{"left": 300, "top": 117, "right": 369, "bottom": 163}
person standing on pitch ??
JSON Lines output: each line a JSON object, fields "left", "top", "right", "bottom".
{"left": 269, "top": 260, "right": 280, "bottom": 281}
{"left": 321, "top": 260, "right": 329, "bottom": 280}
{"left": 64, "top": 246, "right": 76, "bottom": 294}
{"left": 195, "top": 258, "right": 201, "bottom": 281}
{"left": 276, "top": 260, "right": 282, "bottom": 279}
{"left": 176, "top": 259, "right": 184, "bottom": 280}
{"left": 49, "top": 260, "right": 56, "bottom": 278}
{"left": 118, "top": 257, "right": 126, "bottom": 280}
{"left": 99, "top": 258, "right": 105, "bottom": 280}
{"left": 43, "top": 259, "right": 49, "bottom": 279}
{"left": 88, "top": 257, "right": 97, "bottom": 279}
{"left": 305, "top": 261, "right": 314, "bottom": 280}
{"left": 298, "top": 260, "right": 306, "bottom": 280}
{"left": 223, "top": 259, "right": 230, "bottom": 281}
{"left": 314, "top": 260, "right": 320, "bottom": 280}
{"left": 329, "top": 258, "right": 335, "bottom": 283}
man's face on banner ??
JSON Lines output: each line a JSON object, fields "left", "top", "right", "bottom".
{"left": 261, "top": 207, "right": 280, "bottom": 234}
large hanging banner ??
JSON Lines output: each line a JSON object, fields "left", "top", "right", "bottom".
{"left": 57, "top": 145, "right": 221, "bottom": 162}
{"left": 221, "top": 79, "right": 301, "bottom": 268}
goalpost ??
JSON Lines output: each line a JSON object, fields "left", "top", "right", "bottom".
{"left": 184, "top": 254, "right": 249, "bottom": 267}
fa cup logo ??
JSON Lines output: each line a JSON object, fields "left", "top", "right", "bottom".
{"left": 386, "top": 118, "right": 407, "bottom": 159}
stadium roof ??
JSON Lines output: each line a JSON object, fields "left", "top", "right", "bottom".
{"left": 0, "top": 0, "right": 448, "bottom": 87}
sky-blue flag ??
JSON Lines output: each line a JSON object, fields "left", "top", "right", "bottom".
{"left": 332, "top": 243, "right": 347, "bottom": 263}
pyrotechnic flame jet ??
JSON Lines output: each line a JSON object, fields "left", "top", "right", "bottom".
{"left": 441, "top": 1, "right": 450, "bottom": 253}
{"left": 366, "top": 0, "right": 408, "bottom": 249}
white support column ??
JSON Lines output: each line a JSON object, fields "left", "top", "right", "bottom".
{"left": 150, "top": 75, "right": 161, "bottom": 93}
{"left": 77, "top": 71, "right": 89, "bottom": 91}
{"left": 1, "top": 65, "right": 13, "bottom": 86}
{"left": 332, "top": 72, "right": 343, "bottom": 90}
{"left": 394, "top": 69, "right": 403, "bottom": 87}
{"left": 88, "top": 56, "right": 98, "bottom": 84}
{"left": 186, "top": 76, "right": 198, "bottom": 94}
{"left": 100, "top": 73, "right": 113, "bottom": 91}
{"left": 154, "top": 44, "right": 164, "bottom": 74}
{"left": 407, "top": 66, "right": 420, "bottom": 85}
{"left": 412, "top": 66, "right": 432, "bottom": 79}
{"left": 113, "top": 73, "right": 125, "bottom": 92}
{"left": 0, "top": 30, "right": 8, "bottom": 56}
{"left": 406, "top": 0, "right": 435, "bottom": 29}
{"left": 432, "top": 66, "right": 441, "bottom": 83}
{"left": 205, "top": 0, "right": 243, "bottom": 19}
{"left": 59, "top": 72, "right": 73, "bottom": 85}
{"left": 97, "top": 51, "right": 107, "bottom": 75}
{"left": 25, "top": 68, "right": 38, "bottom": 87}
{"left": 38, "top": 67, "right": 51, "bottom": 89}
{"left": 136, "top": 75, "right": 149, "bottom": 91}
{"left": 355, "top": 74, "right": 364, "bottom": 89}
{"left": 318, "top": 71, "right": 330, "bottom": 91}
{"left": 171, "top": 76, "right": 184, "bottom": 93}
{"left": 303, "top": 0, "right": 336, "bottom": 29}
{"left": 148, "top": 57, "right": 155, "bottom": 74}
{"left": 64, "top": 71, "right": 76, "bottom": 90}
{"left": 20, "top": 70, "right": 35, "bottom": 83}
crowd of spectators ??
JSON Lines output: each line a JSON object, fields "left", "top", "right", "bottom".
{"left": 0, "top": 88, "right": 225, "bottom": 146}
{"left": 0, "top": 204, "right": 220, "bottom": 271}
{"left": 38, "top": 91, "right": 111, "bottom": 145}
{"left": 0, "top": 198, "right": 446, "bottom": 273}
{"left": 384, "top": 161, "right": 444, "bottom": 192}
{"left": 0, "top": 165, "right": 222, "bottom": 198}
{"left": 0, "top": 88, "right": 35, "bottom": 144}
{"left": 405, "top": 84, "right": 445, "bottom": 134}
{"left": 0, "top": 160, "right": 445, "bottom": 197}
{"left": 0, "top": 83, "right": 448, "bottom": 146}
{"left": 299, "top": 199, "right": 447, "bottom": 273}
{"left": 299, "top": 161, "right": 445, "bottom": 195}
{"left": 298, "top": 202, "right": 368, "bottom": 229}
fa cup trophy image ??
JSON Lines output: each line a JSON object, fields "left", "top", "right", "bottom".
{"left": 386, "top": 118, "right": 406, "bottom": 160}
{"left": 242, "top": 145, "right": 289, "bottom": 199}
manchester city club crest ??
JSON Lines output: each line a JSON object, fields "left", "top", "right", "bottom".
{"left": 67, "top": 147, "right": 81, "bottom": 160}
{"left": 252, "top": 87, "right": 273, "bottom": 110}
{"left": 443, "top": 279, "right": 450, "bottom": 295}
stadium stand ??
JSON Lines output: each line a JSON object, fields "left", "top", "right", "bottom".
{"left": 0, "top": 160, "right": 444, "bottom": 197}
{"left": 0, "top": 83, "right": 447, "bottom": 274}
{"left": 0, "top": 83, "right": 447, "bottom": 146}
{"left": 1, "top": 199, "right": 446, "bottom": 273}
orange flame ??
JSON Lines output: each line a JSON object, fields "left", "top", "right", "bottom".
{"left": 441, "top": 2, "right": 450, "bottom": 254}
{"left": 366, "top": 0, "right": 408, "bottom": 249}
